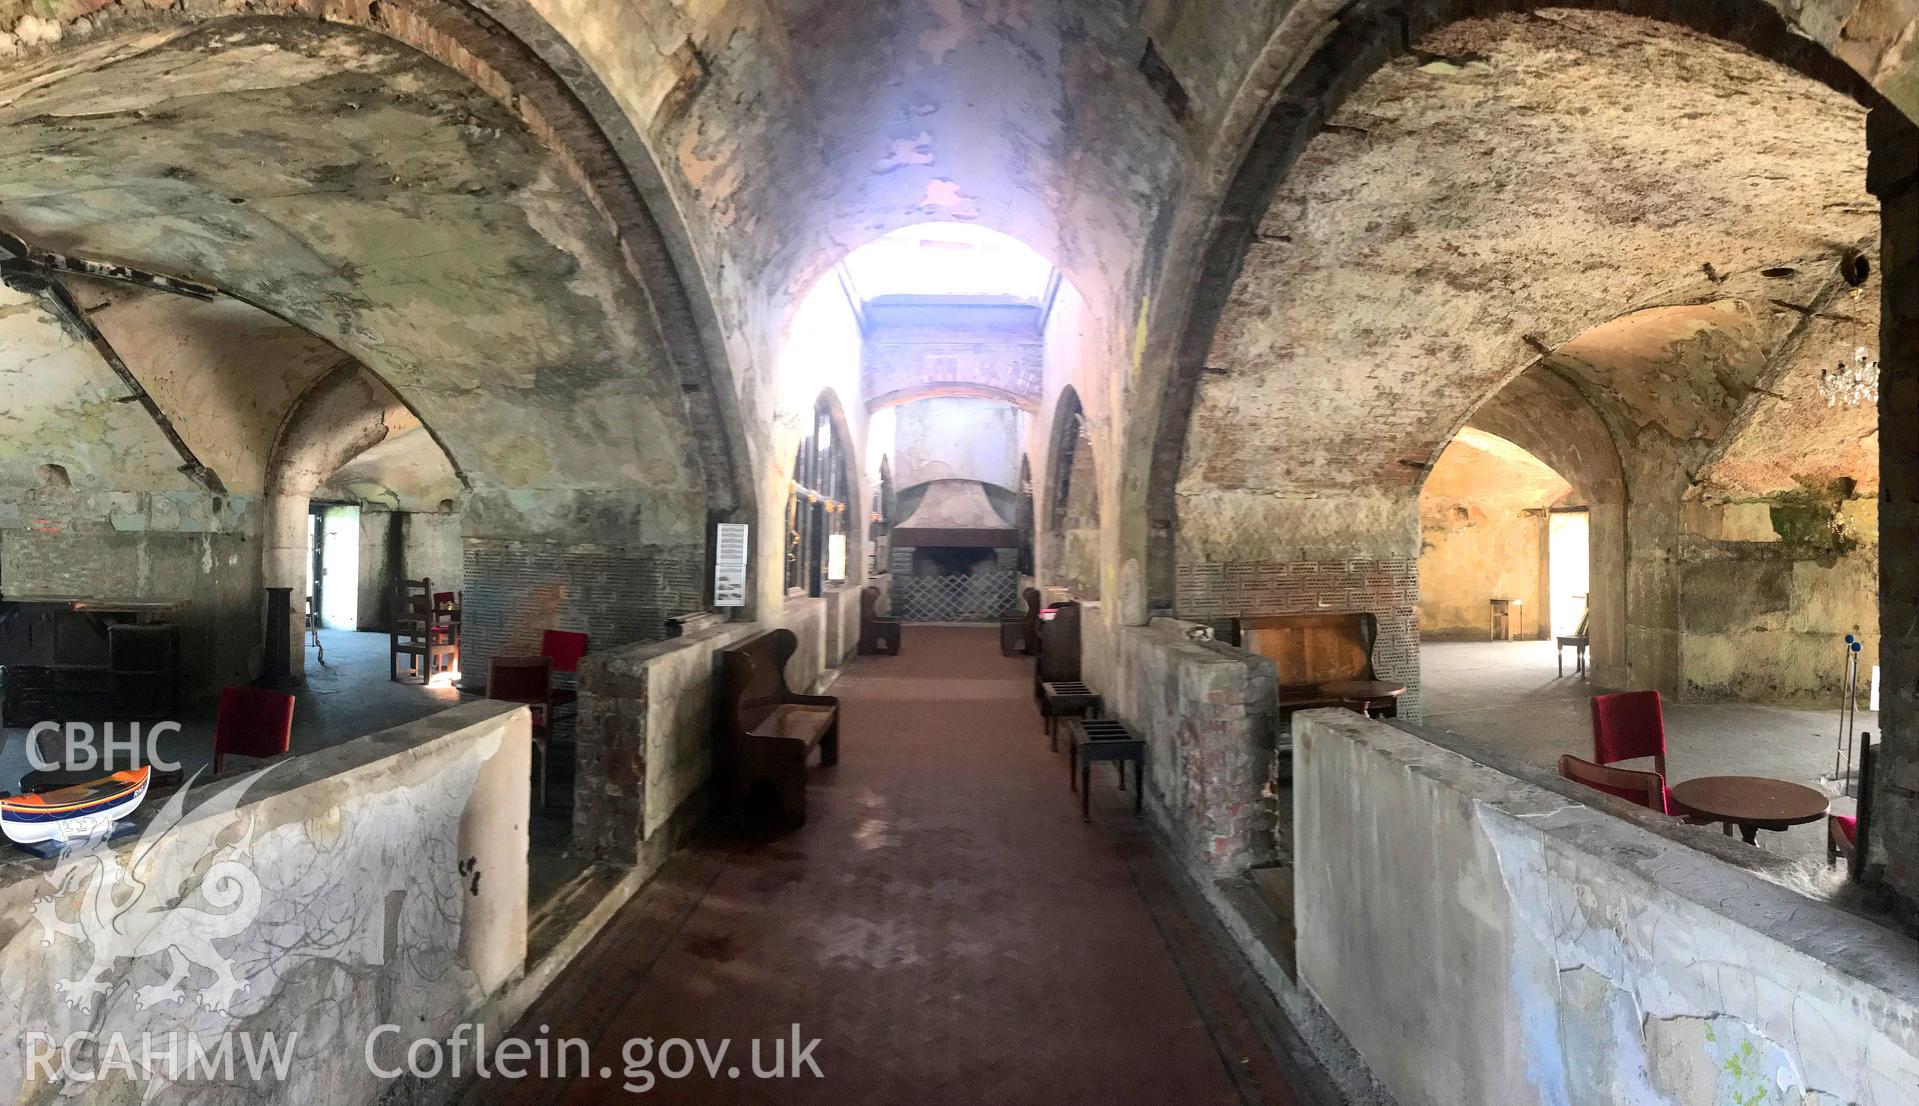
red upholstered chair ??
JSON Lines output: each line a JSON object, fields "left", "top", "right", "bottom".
{"left": 1829, "top": 815, "right": 1859, "bottom": 865}
{"left": 1591, "top": 690, "right": 1668, "bottom": 774}
{"left": 1829, "top": 739, "right": 1875, "bottom": 870}
{"left": 1591, "top": 690, "right": 1674, "bottom": 811}
{"left": 541, "top": 630, "right": 589, "bottom": 713}
{"left": 540, "top": 630, "right": 588, "bottom": 674}
{"left": 1558, "top": 754, "right": 1670, "bottom": 816}
{"left": 488, "top": 656, "right": 553, "bottom": 805}
{"left": 213, "top": 687, "right": 295, "bottom": 774}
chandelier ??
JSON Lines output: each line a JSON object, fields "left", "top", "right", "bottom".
{"left": 1819, "top": 347, "right": 1879, "bottom": 408}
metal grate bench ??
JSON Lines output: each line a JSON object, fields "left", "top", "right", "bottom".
{"left": 1040, "top": 680, "right": 1102, "bottom": 749}
{"left": 1066, "top": 717, "right": 1145, "bottom": 821}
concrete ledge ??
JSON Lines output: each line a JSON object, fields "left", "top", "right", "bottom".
{"left": 1294, "top": 707, "right": 1919, "bottom": 1106}
{"left": 0, "top": 700, "right": 531, "bottom": 1106}
{"left": 577, "top": 620, "right": 758, "bottom": 863}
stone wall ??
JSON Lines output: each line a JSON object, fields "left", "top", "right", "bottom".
{"left": 575, "top": 621, "right": 757, "bottom": 861}
{"left": 459, "top": 539, "right": 703, "bottom": 691}
{"left": 1294, "top": 708, "right": 1919, "bottom": 1106}
{"left": 0, "top": 493, "right": 262, "bottom": 695}
{"left": 0, "top": 699, "right": 529, "bottom": 1105}
{"left": 1084, "top": 613, "right": 1279, "bottom": 875}
{"left": 1677, "top": 497, "right": 1879, "bottom": 703}
{"left": 353, "top": 510, "right": 465, "bottom": 633}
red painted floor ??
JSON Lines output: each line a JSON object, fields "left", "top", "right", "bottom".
{"left": 465, "top": 626, "right": 1308, "bottom": 1105}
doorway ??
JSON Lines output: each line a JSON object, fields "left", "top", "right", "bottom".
{"left": 308, "top": 504, "right": 362, "bottom": 631}
{"left": 1548, "top": 509, "right": 1590, "bottom": 637}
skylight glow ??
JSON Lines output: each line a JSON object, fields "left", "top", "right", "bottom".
{"left": 840, "top": 223, "right": 1056, "bottom": 304}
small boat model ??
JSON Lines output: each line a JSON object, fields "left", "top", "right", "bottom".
{"left": 1, "top": 767, "right": 151, "bottom": 846}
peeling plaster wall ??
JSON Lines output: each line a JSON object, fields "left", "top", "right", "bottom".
{"left": 1419, "top": 508, "right": 1551, "bottom": 641}
{"left": 0, "top": 699, "right": 530, "bottom": 1106}
{"left": 861, "top": 304, "right": 1043, "bottom": 409}
{"left": 1295, "top": 709, "right": 1919, "bottom": 1106}
{"left": 884, "top": 397, "right": 1026, "bottom": 492}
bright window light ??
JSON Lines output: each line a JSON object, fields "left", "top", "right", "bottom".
{"left": 841, "top": 223, "right": 1055, "bottom": 303}
{"left": 827, "top": 533, "right": 848, "bottom": 582}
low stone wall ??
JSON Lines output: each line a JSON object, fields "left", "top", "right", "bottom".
{"left": 779, "top": 596, "right": 831, "bottom": 692}
{"left": 576, "top": 620, "right": 759, "bottom": 862}
{"left": 821, "top": 584, "right": 861, "bottom": 670}
{"left": 1294, "top": 708, "right": 1919, "bottom": 1105}
{"left": 0, "top": 700, "right": 530, "bottom": 1105}
{"left": 1084, "top": 613, "right": 1279, "bottom": 875}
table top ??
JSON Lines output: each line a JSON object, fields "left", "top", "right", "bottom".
{"left": 1319, "top": 679, "right": 1408, "bottom": 700}
{"left": 1669, "top": 776, "right": 1830, "bottom": 827}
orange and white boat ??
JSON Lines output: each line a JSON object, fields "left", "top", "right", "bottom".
{"left": 0, "top": 767, "right": 151, "bottom": 846}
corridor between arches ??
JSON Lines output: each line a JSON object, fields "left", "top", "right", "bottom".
{"left": 462, "top": 626, "right": 1326, "bottom": 1106}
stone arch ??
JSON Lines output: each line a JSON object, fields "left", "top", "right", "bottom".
{"left": 0, "top": 14, "right": 747, "bottom": 680}
{"left": 1140, "top": 0, "right": 1891, "bottom": 613}
{"left": 0, "top": 0, "right": 751, "bottom": 523}
{"left": 1427, "top": 364, "right": 1630, "bottom": 682}
{"left": 867, "top": 383, "right": 1039, "bottom": 414}
{"left": 263, "top": 365, "right": 462, "bottom": 679}
{"left": 1042, "top": 386, "right": 1101, "bottom": 600}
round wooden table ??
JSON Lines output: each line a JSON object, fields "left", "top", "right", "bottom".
{"left": 1319, "top": 679, "right": 1407, "bottom": 719}
{"left": 1669, "top": 776, "right": 1829, "bottom": 845}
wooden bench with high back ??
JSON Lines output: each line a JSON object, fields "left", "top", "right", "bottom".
{"left": 1000, "top": 587, "right": 1042, "bottom": 656}
{"left": 718, "top": 628, "right": 841, "bottom": 827}
{"left": 1234, "top": 612, "right": 1383, "bottom": 718}
{"left": 858, "top": 585, "right": 902, "bottom": 656}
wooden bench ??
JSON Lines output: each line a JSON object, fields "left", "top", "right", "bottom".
{"left": 1033, "top": 600, "right": 1084, "bottom": 707}
{"left": 1000, "top": 587, "right": 1042, "bottom": 656}
{"left": 718, "top": 628, "right": 841, "bottom": 827}
{"left": 858, "top": 585, "right": 902, "bottom": 656}
{"left": 1234, "top": 612, "right": 1387, "bottom": 719}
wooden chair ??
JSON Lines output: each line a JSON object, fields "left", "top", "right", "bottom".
{"left": 718, "top": 629, "right": 840, "bottom": 828}
{"left": 213, "top": 687, "right": 295, "bottom": 774}
{"left": 1000, "top": 587, "right": 1042, "bottom": 656}
{"left": 1234, "top": 612, "right": 1387, "bottom": 718}
{"left": 488, "top": 656, "right": 553, "bottom": 805}
{"left": 1557, "top": 610, "right": 1591, "bottom": 677}
{"left": 391, "top": 578, "right": 457, "bottom": 683}
{"left": 1558, "top": 754, "right": 1669, "bottom": 815}
{"left": 858, "top": 586, "right": 902, "bottom": 656}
